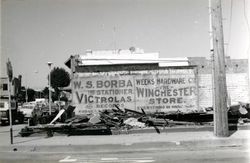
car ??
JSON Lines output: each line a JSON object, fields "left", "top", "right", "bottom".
{"left": 19, "top": 102, "right": 36, "bottom": 121}
{"left": 0, "top": 99, "right": 24, "bottom": 125}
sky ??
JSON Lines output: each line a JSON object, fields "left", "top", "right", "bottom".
{"left": 1, "top": 0, "right": 249, "bottom": 90}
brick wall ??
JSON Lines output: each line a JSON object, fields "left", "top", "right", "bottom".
{"left": 189, "top": 57, "right": 249, "bottom": 108}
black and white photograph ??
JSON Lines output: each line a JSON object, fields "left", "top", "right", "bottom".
{"left": 0, "top": 0, "right": 250, "bottom": 162}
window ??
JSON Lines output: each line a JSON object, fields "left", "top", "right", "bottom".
{"left": 0, "top": 102, "right": 4, "bottom": 108}
{"left": 11, "top": 102, "right": 16, "bottom": 108}
{"left": 3, "top": 84, "right": 8, "bottom": 90}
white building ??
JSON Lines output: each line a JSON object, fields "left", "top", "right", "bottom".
{"left": 68, "top": 47, "right": 189, "bottom": 67}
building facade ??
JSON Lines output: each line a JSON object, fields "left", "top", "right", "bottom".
{"left": 0, "top": 75, "right": 22, "bottom": 99}
{"left": 65, "top": 49, "right": 249, "bottom": 115}
{"left": 189, "top": 57, "right": 249, "bottom": 107}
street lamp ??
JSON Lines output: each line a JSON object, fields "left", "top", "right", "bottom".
{"left": 47, "top": 62, "right": 53, "bottom": 115}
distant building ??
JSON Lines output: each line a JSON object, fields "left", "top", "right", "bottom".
{"left": 0, "top": 75, "right": 22, "bottom": 99}
{"left": 0, "top": 77, "right": 14, "bottom": 98}
{"left": 65, "top": 48, "right": 189, "bottom": 72}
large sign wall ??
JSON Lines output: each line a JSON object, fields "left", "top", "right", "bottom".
{"left": 72, "top": 69, "right": 198, "bottom": 114}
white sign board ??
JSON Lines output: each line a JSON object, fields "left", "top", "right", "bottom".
{"left": 72, "top": 69, "right": 198, "bottom": 114}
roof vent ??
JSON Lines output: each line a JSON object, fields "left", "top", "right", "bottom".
{"left": 129, "top": 47, "right": 136, "bottom": 53}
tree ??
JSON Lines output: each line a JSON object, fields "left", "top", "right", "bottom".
{"left": 17, "top": 87, "right": 35, "bottom": 102}
{"left": 49, "top": 67, "right": 70, "bottom": 101}
{"left": 27, "top": 88, "right": 35, "bottom": 102}
{"left": 50, "top": 67, "right": 70, "bottom": 88}
{"left": 42, "top": 87, "right": 49, "bottom": 99}
{"left": 42, "top": 86, "right": 57, "bottom": 101}
{"left": 17, "top": 87, "right": 26, "bottom": 103}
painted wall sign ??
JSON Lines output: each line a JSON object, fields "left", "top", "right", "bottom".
{"left": 72, "top": 69, "right": 198, "bottom": 114}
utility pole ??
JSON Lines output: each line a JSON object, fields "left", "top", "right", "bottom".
{"left": 209, "top": 0, "right": 229, "bottom": 137}
{"left": 6, "top": 59, "right": 13, "bottom": 144}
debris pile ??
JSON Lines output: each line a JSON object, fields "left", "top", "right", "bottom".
{"left": 19, "top": 103, "right": 250, "bottom": 137}
{"left": 19, "top": 105, "right": 177, "bottom": 137}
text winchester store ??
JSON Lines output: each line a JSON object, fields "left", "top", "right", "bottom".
{"left": 65, "top": 49, "right": 249, "bottom": 115}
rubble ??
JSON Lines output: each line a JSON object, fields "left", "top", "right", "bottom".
{"left": 124, "top": 118, "right": 145, "bottom": 128}
{"left": 19, "top": 102, "right": 250, "bottom": 137}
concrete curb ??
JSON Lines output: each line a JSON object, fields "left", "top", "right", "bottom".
{"left": 0, "top": 138, "right": 249, "bottom": 154}
{"left": 124, "top": 124, "right": 250, "bottom": 134}
{"left": 1, "top": 125, "right": 250, "bottom": 154}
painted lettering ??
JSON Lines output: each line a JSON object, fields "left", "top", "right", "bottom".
{"left": 86, "top": 81, "right": 93, "bottom": 88}
{"left": 74, "top": 81, "right": 81, "bottom": 89}
{"left": 136, "top": 79, "right": 155, "bottom": 85}
{"left": 75, "top": 91, "right": 83, "bottom": 103}
{"left": 156, "top": 78, "right": 185, "bottom": 84}
{"left": 190, "top": 87, "right": 196, "bottom": 95}
{"left": 148, "top": 97, "right": 183, "bottom": 104}
{"left": 96, "top": 80, "right": 133, "bottom": 88}
{"left": 136, "top": 87, "right": 195, "bottom": 98}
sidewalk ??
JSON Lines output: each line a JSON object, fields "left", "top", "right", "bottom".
{"left": 0, "top": 124, "right": 250, "bottom": 153}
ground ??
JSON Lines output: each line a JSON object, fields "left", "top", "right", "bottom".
{"left": 0, "top": 124, "right": 250, "bottom": 163}
{"left": 0, "top": 146, "right": 249, "bottom": 163}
